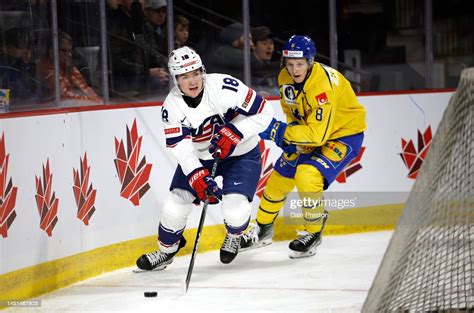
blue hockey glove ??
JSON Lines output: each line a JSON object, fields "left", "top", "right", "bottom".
{"left": 260, "top": 118, "right": 286, "bottom": 143}
{"left": 260, "top": 118, "right": 297, "bottom": 154}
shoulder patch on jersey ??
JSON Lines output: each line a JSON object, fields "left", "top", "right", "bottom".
{"left": 242, "top": 89, "right": 254, "bottom": 108}
{"left": 321, "top": 65, "right": 340, "bottom": 86}
{"left": 282, "top": 85, "right": 297, "bottom": 105}
{"left": 165, "top": 127, "right": 181, "bottom": 135}
{"left": 164, "top": 127, "right": 182, "bottom": 137}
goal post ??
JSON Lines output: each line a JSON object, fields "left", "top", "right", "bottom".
{"left": 362, "top": 68, "right": 474, "bottom": 312}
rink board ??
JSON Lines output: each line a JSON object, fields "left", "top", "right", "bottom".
{"left": 0, "top": 91, "right": 452, "bottom": 304}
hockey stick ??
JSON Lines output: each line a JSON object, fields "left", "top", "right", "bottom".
{"left": 185, "top": 151, "right": 220, "bottom": 293}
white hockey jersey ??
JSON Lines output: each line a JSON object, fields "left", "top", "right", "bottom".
{"left": 162, "top": 73, "right": 274, "bottom": 175}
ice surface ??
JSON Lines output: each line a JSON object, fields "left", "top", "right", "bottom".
{"left": 6, "top": 231, "right": 392, "bottom": 313}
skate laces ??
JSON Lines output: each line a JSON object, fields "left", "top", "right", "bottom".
{"left": 146, "top": 251, "right": 169, "bottom": 266}
{"left": 295, "top": 230, "right": 315, "bottom": 245}
{"left": 222, "top": 233, "right": 241, "bottom": 253}
{"left": 242, "top": 223, "right": 260, "bottom": 243}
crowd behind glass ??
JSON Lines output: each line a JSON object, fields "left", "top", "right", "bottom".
{"left": 0, "top": 0, "right": 472, "bottom": 113}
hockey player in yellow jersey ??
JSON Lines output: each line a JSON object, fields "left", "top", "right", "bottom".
{"left": 241, "top": 35, "right": 367, "bottom": 258}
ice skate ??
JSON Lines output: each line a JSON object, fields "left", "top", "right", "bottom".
{"left": 135, "top": 236, "right": 186, "bottom": 272}
{"left": 240, "top": 222, "right": 274, "bottom": 251}
{"left": 135, "top": 250, "right": 176, "bottom": 272}
{"left": 220, "top": 232, "right": 242, "bottom": 264}
{"left": 288, "top": 231, "right": 322, "bottom": 259}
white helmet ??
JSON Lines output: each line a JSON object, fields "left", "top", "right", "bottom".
{"left": 168, "top": 46, "right": 205, "bottom": 88}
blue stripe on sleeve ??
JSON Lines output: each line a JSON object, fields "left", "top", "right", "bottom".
{"left": 165, "top": 127, "right": 190, "bottom": 147}
{"left": 237, "top": 93, "right": 265, "bottom": 116}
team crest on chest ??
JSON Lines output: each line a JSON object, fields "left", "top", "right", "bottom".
{"left": 282, "top": 85, "right": 297, "bottom": 105}
{"left": 191, "top": 114, "right": 225, "bottom": 142}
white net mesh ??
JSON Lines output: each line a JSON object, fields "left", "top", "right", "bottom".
{"left": 362, "top": 68, "right": 474, "bottom": 312}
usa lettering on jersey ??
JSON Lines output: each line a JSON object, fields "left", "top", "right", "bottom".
{"left": 191, "top": 115, "right": 224, "bottom": 143}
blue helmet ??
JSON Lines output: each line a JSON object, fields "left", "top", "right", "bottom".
{"left": 282, "top": 35, "right": 316, "bottom": 64}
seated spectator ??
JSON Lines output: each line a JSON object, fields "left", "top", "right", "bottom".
{"left": 0, "top": 27, "right": 41, "bottom": 106}
{"left": 141, "top": 0, "right": 169, "bottom": 88}
{"left": 105, "top": 0, "right": 122, "bottom": 28}
{"left": 208, "top": 22, "right": 254, "bottom": 81}
{"left": 37, "top": 31, "right": 101, "bottom": 103}
{"left": 107, "top": 0, "right": 121, "bottom": 11}
{"left": 250, "top": 26, "right": 279, "bottom": 94}
{"left": 102, "top": 0, "right": 168, "bottom": 98}
{"left": 143, "top": 0, "right": 167, "bottom": 56}
{"left": 173, "top": 15, "right": 190, "bottom": 49}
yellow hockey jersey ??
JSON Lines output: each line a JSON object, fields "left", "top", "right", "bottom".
{"left": 279, "top": 62, "right": 367, "bottom": 147}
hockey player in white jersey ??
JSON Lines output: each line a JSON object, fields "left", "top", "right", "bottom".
{"left": 136, "top": 46, "right": 273, "bottom": 270}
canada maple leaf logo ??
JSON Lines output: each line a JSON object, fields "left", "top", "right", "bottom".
{"left": 35, "top": 159, "right": 59, "bottom": 237}
{"left": 0, "top": 133, "right": 18, "bottom": 238}
{"left": 336, "top": 146, "right": 366, "bottom": 183}
{"left": 114, "top": 119, "right": 152, "bottom": 205}
{"left": 256, "top": 140, "right": 274, "bottom": 198}
{"left": 400, "top": 126, "right": 432, "bottom": 179}
{"left": 73, "top": 152, "right": 97, "bottom": 225}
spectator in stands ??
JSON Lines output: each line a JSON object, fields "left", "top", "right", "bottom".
{"left": 250, "top": 26, "right": 279, "bottom": 95}
{"left": 209, "top": 22, "right": 254, "bottom": 81}
{"left": 0, "top": 27, "right": 41, "bottom": 106}
{"left": 143, "top": 0, "right": 167, "bottom": 56}
{"left": 37, "top": 31, "right": 101, "bottom": 102}
{"left": 29, "top": 0, "right": 50, "bottom": 64}
{"left": 103, "top": 0, "right": 168, "bottom": 98}
{"left": 105, "top": 0, "right": 122, "bottom": 27}
{"left": 105, "top": 0, "right": 123, "bottom": 28}
{"left": 173, "top": 15, "right": 190, "bottom": 49}
{"left": 141, "top": 0, "right": 170, "bottom": 87}
{"left": 105, "top": 0, "right": 146, "bottom": 96}
{"left": 107, "top": 0, "right": 121, "bottom": 11}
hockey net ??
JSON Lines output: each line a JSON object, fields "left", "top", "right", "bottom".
{"left": 362, "top": 68, "right": 474, "bottom": 313}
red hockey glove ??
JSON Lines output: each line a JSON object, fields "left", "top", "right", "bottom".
{"left": 188, "top": 167, "right": 222, "bottom": 204}
{"left": 209, "top": 123, "right": 243, "bottom": 159}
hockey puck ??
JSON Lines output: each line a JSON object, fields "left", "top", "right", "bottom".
{"left": 144, "top": 291, "right": 158, "bottom": 297}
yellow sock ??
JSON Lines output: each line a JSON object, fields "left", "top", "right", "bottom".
{"left": 257, "top": 171, "right": 295, "bottom": 225}
{"left": 295, "top": 165, "right": 326, "bottom": 233}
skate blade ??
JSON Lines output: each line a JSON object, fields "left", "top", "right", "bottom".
{"left": 132, "top": 265, "right": 168, "bottom": 273}
{"left": 288, "top": 248, "right": 317, "bottom": 259}
{"left": 240, "top": 239, "right": 273, "bottom": 252}
{"left": 288, "top": 240, "right": 321, "bottom": 259}
{"left": 288, "top": 236, "right": 322, "bottom": 259}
